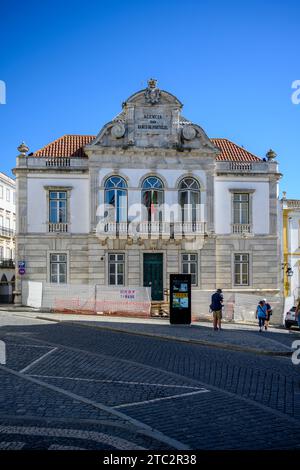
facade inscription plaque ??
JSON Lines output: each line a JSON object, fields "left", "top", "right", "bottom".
{"left": 135, "top": 107, "right": 170, "bottom": 134}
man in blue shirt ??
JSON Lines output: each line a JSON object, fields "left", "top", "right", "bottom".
{"left": 210, "top": 288, "right": 224, "bottom": 331}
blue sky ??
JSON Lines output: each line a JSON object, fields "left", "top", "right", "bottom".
{"left": 0, "top": 0, "right": 299, "bottom": 197}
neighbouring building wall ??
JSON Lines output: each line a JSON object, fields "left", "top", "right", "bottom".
{"left": 0, "top": 172, "right": 16, "bottom": 303}
{"left": 281, "top": 198, "right": 300, "bottom": 311}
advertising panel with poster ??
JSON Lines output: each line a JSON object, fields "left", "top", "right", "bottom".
{"left": 169, "top": 274, "right": 191, "bottom": 325}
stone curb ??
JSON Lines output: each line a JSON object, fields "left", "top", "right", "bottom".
{"left": 54, "top": 319, "right": 292, "bottom": 357}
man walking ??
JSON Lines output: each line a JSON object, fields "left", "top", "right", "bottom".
{"left": 210, "top": 288, "right": 224, "bottom": 331}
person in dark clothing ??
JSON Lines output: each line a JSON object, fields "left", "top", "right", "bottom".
{"left": 210, "top": 288, "right": 224, "bottom": 331}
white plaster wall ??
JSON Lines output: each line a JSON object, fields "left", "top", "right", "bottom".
{"left": 27, "top": 175, "right": 89, "bottom": 233}
{"left": 288, "top": 213, "right": 300, "bottom": 252}
{"left": 215, "top": 179, "right": 270, "bottom": 234}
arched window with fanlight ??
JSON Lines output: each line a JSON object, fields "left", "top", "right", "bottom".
{"left": 141, "top": 176, "right": 164, "bottom": 222}
{"left": 104, "top": 176, "right": 127, "bottom": 223}
{"left": 178, "top": 177, "right": 200, "bottom": 226}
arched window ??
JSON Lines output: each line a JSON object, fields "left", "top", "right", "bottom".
{"left": 1, "top": 274, "right": 8, "bottom": 285}
{"left": 104, "top": 176, "right": 127, "bottom": 223}
{"left": 178, "top": 177, "right": 200, "bottom": 224}
{"left": 142, "top": 176, "right": 164, "bottom": 222}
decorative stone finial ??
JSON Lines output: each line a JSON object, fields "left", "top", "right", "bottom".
{"left": 266, "top": 149, "right": 277, "bottom": 161}
{"left": 17, "top": 141, "right": 29, "bottom": 156}
{"left": 282, "top": 191, "right": 287, "bottom": 200}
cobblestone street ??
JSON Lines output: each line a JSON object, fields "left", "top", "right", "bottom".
{"left": 0, "top": 313, "right": 300, "bottom": 450}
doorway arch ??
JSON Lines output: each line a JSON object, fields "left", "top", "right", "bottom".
{"left": 0, "top": 274, "right": 9, "bottom": 303}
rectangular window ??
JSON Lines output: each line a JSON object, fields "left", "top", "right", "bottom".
{"left": 181, "top": 253, "right": 198, "bottom": 286}
{"left": 234, "top": 253, "right": 249, "bottom": 286}
{"left": 50, "top": 253, "right": 67, "bottom": 284}
{"left": 0, "top": 186, "right": 3, "bottom": 199}
{"left": 0, "top": 246, "right": 3, "bottom": 258}
{"left": 6, "top": 189, "right": 10, "bottom": 202}
{"left": 108, "top": 253, "right": 125, "bottom": 286}
{"left": 233, "top": 193, "right": 249, "bottom": 224}
{"left": 13, "top": 192, "right": 16, "bottom": 204}
{"left": 49, "top": 191, "right": 67, "bottom": 223}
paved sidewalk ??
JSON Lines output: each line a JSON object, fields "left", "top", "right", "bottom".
{"left": 1, "top": 309, "right": 299, "bottom": 356}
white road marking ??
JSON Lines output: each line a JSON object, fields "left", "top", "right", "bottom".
{"left": 48, "top": 444, "right": 86, "bottom": 450}
{"left": 0, "top": 425, "right": 145, "bottom": 450}
{"left": 19, "top": 348, "right": 58, "bottom": 374}
{"left": 114, "top": 389, "right": 209, "bottom": 409}
{"left": 0, "top": 363, "right": 190, "bottom": 450}
{"left": 5, "top": 343, "right": 52, "bottom": 349}
{"left": 0, "top": 441, "right": 25, "bottom": 450}
{"left": 28, "top": 374, "right": 203, "bottom": 390}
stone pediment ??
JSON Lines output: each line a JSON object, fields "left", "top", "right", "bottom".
{"left": 125, "top": 78, "right": 183, "bottom": 108}
{"left": 89, "top": 79, "right": 218, "bottom": 154}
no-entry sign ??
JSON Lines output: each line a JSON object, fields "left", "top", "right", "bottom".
{"left": 18, "top": 261, "right": 26, "bottom": 275}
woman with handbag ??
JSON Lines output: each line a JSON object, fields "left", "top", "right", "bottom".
{"left": 256, "top": 300, "right": 268, "bottom": 332}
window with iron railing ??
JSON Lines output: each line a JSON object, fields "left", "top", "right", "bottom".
{"left": 0, "top": 258, "right": 15, "bottom": 269}
{"left": 0, "top": 226, "right": 15, "bottom": 237}
{"left": 233, "top": 193, "right": 249, "bottom": 224}
{"left": 232, "top": 193, "right": 252, "bottom": 234}
{"left": 49, "top": 191, "right": 67, "bottom": 223}
{"left": 49, "top": 191, "right": 68, "bottom": 232}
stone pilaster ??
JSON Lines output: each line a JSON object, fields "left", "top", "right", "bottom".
{"left": 89, "top": 168, "right": 99, "bottom": 230}
{"left": 269, "top": 175, "right": 278, "bottom": 236}
{"left": 206, "top": 168, "right": 215, "bottom": 233}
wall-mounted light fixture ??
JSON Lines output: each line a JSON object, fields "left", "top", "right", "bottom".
{"left": 282, "top": 263, "right": 294, "bottom": 277}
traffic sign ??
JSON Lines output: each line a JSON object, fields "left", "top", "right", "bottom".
{"left": 18, "top": 261, "right": 26, "bottom": 269}
{"left": 19, "top": 267, "right": 26, "bottom": 275}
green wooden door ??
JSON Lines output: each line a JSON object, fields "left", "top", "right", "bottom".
{"left": 143, "top": 253, "right": 163, "bottom": 301}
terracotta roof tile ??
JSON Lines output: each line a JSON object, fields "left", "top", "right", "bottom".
{"left": 212, "top": 138, "right": 261, "bottom": 162}
{"left": 34, "top": 135, "right": 95, "bottom": 158}
{"left": 33, "top": 134, "right": 262, "bottom": 162}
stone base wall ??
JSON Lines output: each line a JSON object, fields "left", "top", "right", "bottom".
{"left": 16, "top": 234, "right": 281, "bottom": 317}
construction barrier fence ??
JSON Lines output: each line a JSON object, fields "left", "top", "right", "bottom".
{"left": 21, "top": 281, "right": 283, "bottom": 324}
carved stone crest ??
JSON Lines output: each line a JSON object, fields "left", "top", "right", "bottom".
{"left": 144, "top": 78, "right": 161, "bottom": 105}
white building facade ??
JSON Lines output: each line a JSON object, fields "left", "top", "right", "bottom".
{"left": 0, "top": 172, "right": 16, "bottom": 303}
{"left": 14, "top": 81, "right": 282, "bottom": 318}
{"left": 281, "top": 196, "right": 300, "bottom": 312}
